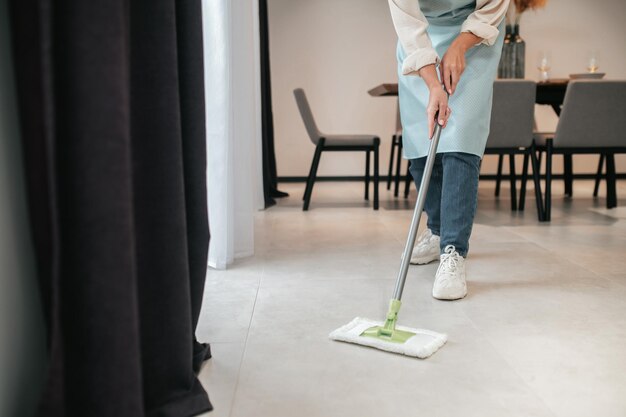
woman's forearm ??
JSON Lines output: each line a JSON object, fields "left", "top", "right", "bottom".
{"left": 439, "top": 32, "right": 484, "bottom": 94}
{"left": 418, "top": 64, "right": 442, "bottom": 90}
{"left": 452, "top": 32, "right": 482, "bottom": 52}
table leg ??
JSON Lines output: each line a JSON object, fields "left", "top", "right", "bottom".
{"left": 606, "top": 153, "right": 617, "bottom": 209}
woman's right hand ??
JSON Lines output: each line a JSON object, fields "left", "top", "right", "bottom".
{"left": 418, "top": 64, "right": 451, "bottom": 138}
{"left": 426, "top": 85, "right": 450, "bottom": 138}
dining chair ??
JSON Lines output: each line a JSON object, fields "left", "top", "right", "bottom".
{"left": 533, "top": 137, "right": 607, "bottom": 200}
{"left": 293, "top": 88, "right": 380, "bottom": 211}
{"left": 387, "top": 104, "right": 412, "bottom": 197}
{"left": 388, "top": 135, "right": 412, "bottom": 199}
{"left": 535, "top": 80, "right": 626, "bottom": 221}
{"left": 484, "top": 80, "right": 544, "bottom": 220}
{"left": 591, "top": 154, "right": 622, "bottom": 197}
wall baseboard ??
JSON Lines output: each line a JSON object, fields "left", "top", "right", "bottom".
{"left": 278, "top": 174, "right": 626, "bottom": 183}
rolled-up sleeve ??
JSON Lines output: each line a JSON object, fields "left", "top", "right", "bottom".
{"left": 461, "top": 0, "right": 510, "bottom": 46}
{"left": 387, "top": 0, "right": 439, "bottom": 76}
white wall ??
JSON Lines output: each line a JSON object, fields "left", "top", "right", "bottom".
{"left": 0, "top": 0, "right": 47, "bottom": 414}
{"left": 269, "top": 0, "right": 626, "bottom": 177}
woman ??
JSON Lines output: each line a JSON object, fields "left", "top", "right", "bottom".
{"left": 388, "top": 0, "right": 509, "bottom": 300}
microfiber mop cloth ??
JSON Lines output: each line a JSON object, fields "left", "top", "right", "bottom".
{"left": 329, "top": 317, "right": 447, "bottom": 359}
{"left": 329, "top": 111, "right": 449, "bottom": 359}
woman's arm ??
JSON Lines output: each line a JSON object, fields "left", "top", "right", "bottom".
{"left": 461, "top": 0, "right": 510, "bottom": 46}
{"left": 418, "top": 65, "right": 451, "bottom": 139}
{"left": 440, "top": 0, "right": 509, "bottom": 95}
{"left": 387, "top": 0, "right": 439, "bottom": 76}
{"left": 388, "top": 0, "right": 450, "bottom": 136}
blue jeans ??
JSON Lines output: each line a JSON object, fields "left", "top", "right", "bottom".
{"left": 408, "top": 152, "right": 481, "bottom": 257}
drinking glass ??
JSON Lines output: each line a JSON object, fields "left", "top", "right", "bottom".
{"left": 537, "top": 51, "right": 551, "bottom": 81}
{"left": 587, "top": 51, "right": 599, "bottom": 73}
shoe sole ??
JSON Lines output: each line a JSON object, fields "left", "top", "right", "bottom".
{"left": 409, "top": 255, "right": 439, "bottom": 265}
{"left": 432, "top": 288, "right": 467, "bottom": 301}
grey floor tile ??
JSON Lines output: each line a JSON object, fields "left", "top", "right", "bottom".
{"left": 198, "top": 181, "right": 626, "bottom": 417}
{"left": 231, "top": 335, "right": 554, "bottom": 417}
{"left": 197, "top": 269, "right": 260, "bottom": 344}
{"left": 197, "top": 343, "right": 245, "bottom": 417}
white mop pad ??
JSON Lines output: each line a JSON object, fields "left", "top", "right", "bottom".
{"left": 329, "top": 317, "right": 447, "bottom": 359}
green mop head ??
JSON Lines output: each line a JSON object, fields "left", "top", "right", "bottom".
{"left": 329, "top": 299, "right": 447, "bottom": 358}
{"left": 330, "top": 116, "right": 448, "bottom": 358}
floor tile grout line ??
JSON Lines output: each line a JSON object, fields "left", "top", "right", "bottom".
{"left": 378, "top": 212, "right": 413, "bottom": 247}
{"left": 226, "top": 258, "right": 264, "bottom": 417}
{"left": 219, "top": 183, "right": 625, "bottom": 416}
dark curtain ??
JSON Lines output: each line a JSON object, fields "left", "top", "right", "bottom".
{"left": 9, "top": 0, "right": 212, "bottom": 416}
{"left": 259, "top": 0, "right": 287, "bottom": 207}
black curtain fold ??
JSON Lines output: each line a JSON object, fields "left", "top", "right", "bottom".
{"left": 10, "top": 0, "right": 212, "bottom": 416}
{"left": 174, "top": 0, "right": 213, "bottom": 371}
{"left": 259, "top": 0, "right": 287, "bottom": 207}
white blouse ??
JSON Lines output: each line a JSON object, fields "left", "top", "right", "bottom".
{"left": 388, "top": 0, "right": 510, "bottom": 76}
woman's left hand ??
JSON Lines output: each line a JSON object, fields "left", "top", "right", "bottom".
{"left": 440, "top": 32, "right": 482, "bottom": 95}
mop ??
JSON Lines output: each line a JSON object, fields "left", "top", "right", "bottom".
{"left": 329, "top": 113, "right": 447, "bottom": 358}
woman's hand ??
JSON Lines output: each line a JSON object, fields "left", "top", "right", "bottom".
{"left": 426, "top": 86, "right": 450, "bottom": 138}
{"left": 418, "top": 64, "right": 451, "bottom": 138}
{"left": 440, "top": 32, "right": 481, "bottom": 95}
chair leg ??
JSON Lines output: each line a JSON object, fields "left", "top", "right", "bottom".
{"left": 373, "top": 143, "right": 380, "bottom": 210}
{"left": 564, "top": 154, "right": 573, "bottom": 197}
{"left": 303, "top": 143, "right": 319, "bottom": 201}
{"left": 519, "top": 151, "right": 530, "bottom": 211}
{"left": 403, "top": 161, "right": 411, "bottom": 198}
{"left": 303, "top": 142, "right": 323, "bottom": 211}
{"left": 509, "top": 153, "right": 517, "bottom": 211}
{"left": 593, "top": 154, "right": 605, "bottom": 197}
{"left": 365, "top": 150, "right": 371, "bottom": 201}
{"left": 495, "top": 154, "right": 503, "bottom": 197}
{"left": 544, "top": 140, "right": 553, "bottom": 221}
{"left": 530, "top": 144, "right": 545, "bottom": 221}
{"left": 387, "top": 135, "right": 396, "bottom": 190}
{"left": 394, "top": 138, "right": 403, "bottom": 197}
{"left": 606, "top": 153, "right": 617, "bottom": 209}
{"left": 537, "top": 150, "right": 543, "bottom": 170}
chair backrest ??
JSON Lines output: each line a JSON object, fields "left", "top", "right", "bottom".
{"left": 293, "top": 88, "right": 322, "bottom": 144}
{"left": 486, "top": 80, "right": 536, "bottom": 149}
{"left": 554, "top": 80, "right": 626, "bottom": 148}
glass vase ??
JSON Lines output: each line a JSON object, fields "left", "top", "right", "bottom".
{"left": 498, "top": 24, "right": 512, "bottom": 78}
{"left": 513, "top": 23, "right": 526, "bottom": 78}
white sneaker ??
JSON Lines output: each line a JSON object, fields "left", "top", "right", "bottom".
{"left": 410, "top": 229, "right": 440, "bottom": 265}
{"left": 432, "top": 245, "right": 467, "bottom": 300}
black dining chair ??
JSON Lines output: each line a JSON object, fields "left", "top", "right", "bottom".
{"left": 484, "top": 80, "right": 544, "bottom": 219}
{"left": 592, "top": 154, "right": 622, "bottom": 197}
{"left": 534, "top": 80, "right": 626, "bottom": 221}
{"left": 387, "top": 105, "right": 415, "bottom": 199}
{"left": 293, "top": 88, "right": 380, "bottom": 211}
{"left": 386, "top": 104, "right": 406, "bottom": 197}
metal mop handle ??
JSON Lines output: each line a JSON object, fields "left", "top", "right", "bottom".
{"left": 392, "top": 117, "right": 444, "bottom": 301}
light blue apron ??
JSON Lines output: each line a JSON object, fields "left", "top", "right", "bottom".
{"left": 397, "top": 0, "right": 505, "bottom": 159}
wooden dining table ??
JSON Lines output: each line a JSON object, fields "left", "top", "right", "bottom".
{"left": 368, "top": 79, "right": 569, "bottom": 114}
{"left": 368, "top": 79, "right": 574, "bottom": 195}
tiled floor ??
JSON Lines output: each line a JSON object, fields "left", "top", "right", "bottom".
{"left": 197, "top": 179, "right": 626, "bottom": 417}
